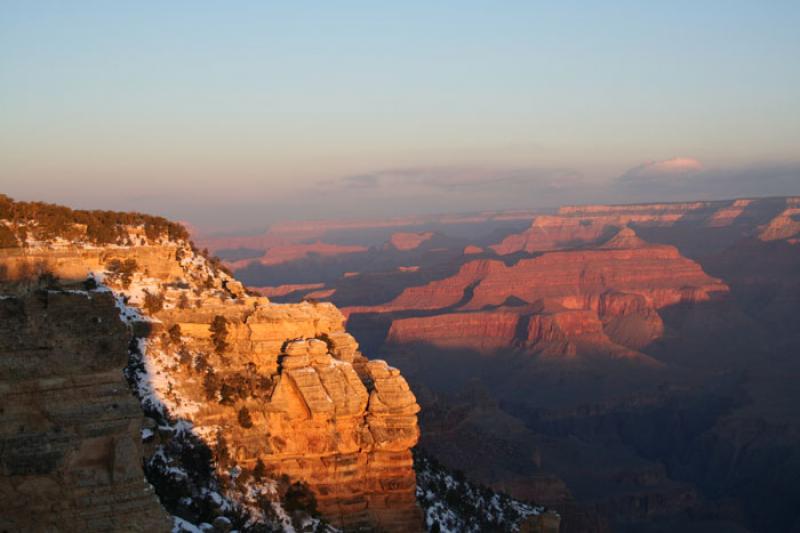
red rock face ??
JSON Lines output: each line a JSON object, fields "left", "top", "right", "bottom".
{"left": 345, "top": 260, "right": 500, "bottom": 315}
{"left": 466, "top": 242, "right": 726, "bottom": 311}
{"left": 384, "top": 304, "right": 658, "bottom": 363}
{"left": 350, "top": 228, "right": 725, "bottom": 359}
{"left": 460, "top": 227, "right": 726, "bottom": 315}
{"left": 387, "top": 311, "right": 521, "bottom": 351}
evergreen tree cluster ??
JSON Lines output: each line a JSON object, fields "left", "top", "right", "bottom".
{"left": 0, "top": 194, "right": 189, "bottom": 246}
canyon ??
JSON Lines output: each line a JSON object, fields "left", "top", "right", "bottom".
{"left": 0, "top": 196, "right": 557, "bottom": 532}
{"left": 219, "top": 196, "right": 800, "bottom": 532}
{"left": 3, "top": 193, "right": 799, "bottom": 531}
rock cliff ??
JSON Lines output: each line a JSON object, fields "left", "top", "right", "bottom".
{"left": 0, "top": 289, "right": 172, "bottom": 532}
{"left": 466, "top": 231, "right": 727, "bottom": 311}
{"left": 0, "top": 197, "right": 423, "bottom": 531}
{"left": 348, "top": 227, "right": 724, "bottom": 360}
{"left": 490, "top": 199, "right": 781, "bottom": 255}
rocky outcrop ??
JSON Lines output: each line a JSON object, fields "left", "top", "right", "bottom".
{"left": 151, "top": 301, "right": 422, "bottom": 531}
{"left": 0, "top": 290, "right": 171, "bottom": 532}
{"left": 0, "top": 198, "right": 424, "bottom": 531}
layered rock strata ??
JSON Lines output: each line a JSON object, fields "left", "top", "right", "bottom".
{"left": 349, "top": 228, "right": 723, "bottom": 359}
{"left": 151, "top": 300, "right": 422, "bottom": 531}
{"left": 0, "top": 289, "right": 171, "bottom": 532}
{"left": 759, "top": 207, "right": 800, "bottom": 242}
{"left": 0, "top": 211, "right": 423, "bottom": 531}
{"left": 490, "top": 198, "right": 787, "bottom": 255}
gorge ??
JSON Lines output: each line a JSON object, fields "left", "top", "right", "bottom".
{"left": 211, "top": 196, "right": 800, "bottom": 532}
{"left": 0, "top": 195, "right": 556, "bottom": 532}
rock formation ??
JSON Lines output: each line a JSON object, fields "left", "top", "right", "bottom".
{"left": 0, "top": 197, "right": 424, "bottom": 532}
{"left": 0, "top": 289, "right": 172, "bottom": 532}
{"left": 466, "top": 229, "right": 727, "bottom": 311}
{"left": 148, "top": 300, "right": 422, "bottom": 531}
{"left": 387, "top": 311, "right": 522, "bottom": 352}
{"left": 706, "top": 198, "right": 753, "bottom": 227}
{"left": 214, "top": 196, "right": 800, "bottom": 533}
{"left": 758, "top": 206, "right": 800, "bottom": 242}
{"left": 490, "top": 200, "right": 752, "bottom": 255}
{"left": 348, "top": 227, "right": 724, "bottom": 359}
{"left": 491, "top": 215, "right": 621, "bottom": 254}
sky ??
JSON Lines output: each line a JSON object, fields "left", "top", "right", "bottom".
{"left": 1, "top": 1, "right": 799, "bottom": 232}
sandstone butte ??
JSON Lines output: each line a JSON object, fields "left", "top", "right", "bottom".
{"left": 349, "top": 227, "right": 727, "bottom": 360}
{"left": 0, "top": 227, "right": 423, "bottom": 531}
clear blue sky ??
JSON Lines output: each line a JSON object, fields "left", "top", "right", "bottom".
{"left": 1, "top": 1, "right": 798, "bottom": 230}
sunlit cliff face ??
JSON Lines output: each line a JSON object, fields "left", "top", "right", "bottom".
{"left": 0, "top": 209, "right": 423, "bottom": 531}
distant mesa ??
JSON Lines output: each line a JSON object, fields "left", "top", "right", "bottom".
{"left": 232, "top": 241, "right": 368, "bottom": 268}
{"left": 464, "top": 244, "right": 484, "bottom": 255}
{"left": 388, "top": 231, "right": 435, "bottom": 251}
{"left": 758, "top": 206, "right": 800, "bottom": 242}
{"left": 194, "top": 209, "right": 543, "bottom": 256}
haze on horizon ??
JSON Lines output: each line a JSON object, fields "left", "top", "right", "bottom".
{"left": 1, "top": 1, "right": 799, "bottom": 232}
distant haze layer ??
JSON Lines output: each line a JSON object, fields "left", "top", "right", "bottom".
{"left": 1, "top": 3, "right": 798, "bottom": 231}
